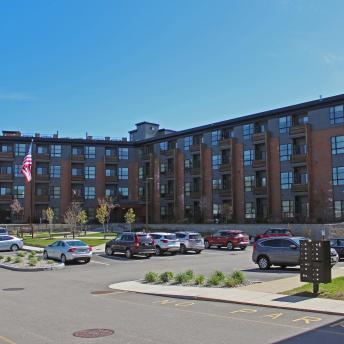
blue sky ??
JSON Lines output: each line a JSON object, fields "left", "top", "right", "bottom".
{"left": 1, "top": 0, "right": 344, "bottom": 138}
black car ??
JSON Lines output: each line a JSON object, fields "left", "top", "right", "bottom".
{"left": 330, "top": 238, "right": 344, "bottom": 258}
{"left": 105, "top": 232, "right": 155, "bottom": 259}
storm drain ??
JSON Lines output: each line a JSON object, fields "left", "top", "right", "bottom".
{"left": 2, "top": 288, "right": 24, "bottom": 291}
{"left": 73, "top": 329, "right": 114, "bottom": 338}
{"left": 90, "top": 290, "right": 115, "bottom": 295}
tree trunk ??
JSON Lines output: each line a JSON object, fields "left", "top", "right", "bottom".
{"left": 103, "top": 223, "right": 105, "bottom": 239}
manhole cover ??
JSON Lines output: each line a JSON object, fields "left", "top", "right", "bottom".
{"left": 73, "top": 329, "right": 114, "bottom": 338}
{"left": 91, "top": 290, "right": 115, "bottom": 295}
{"left": 3, "top": 288, "right": 24, "bottom": 291}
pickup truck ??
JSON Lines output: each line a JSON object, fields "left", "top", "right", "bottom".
{"left": 204, "top": 230, "right": 250, "bottom": 251}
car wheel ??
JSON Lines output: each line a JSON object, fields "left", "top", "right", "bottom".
{"left": 155, "top": 246, "right": 162, "bottom": 256}
{"left": 240, "top": 246, "right": 246, "bottom": 251}
{"left": 125, "top": 248, "right": 132, "bottom": 259}
{"left": 10, "top": 244, "right": 19, "bottom": 252}
{"left": 61, "top": 254, "right": 67, "bottom": 264}
{"left": 170, "top": 251, "right": 177, "bottom": 256}
{"left": 226, "top": 242, "right": 234, "bottom": 251}
{"left": 279, "top": 265, "right": 287, "bottom": 269}
{"left": 43, "top": 250, "right": 49, "bottom": 260}
{"left": 180, "top": 244, "right": 187, "bottom": 254}
{"left": 145, "top": 254, "right": 152, "bottom": 258}
{"left": 105, "top": 246, "right": 113, "bottom": 256}
{"left": 257, "top": 256, "right": 270, "bottom": 270}
{"left": 204, "top": 240, "right": 210, "bottom": 249}
{"left": 195, "top": 250, "right": 201, "bottom": 254}
{"left": 84, "top": 258, "right": 91, "bottom": 264}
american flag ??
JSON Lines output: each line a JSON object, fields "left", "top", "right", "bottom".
{"left": 21, "top": 142, "right": 33, "bottom": 182}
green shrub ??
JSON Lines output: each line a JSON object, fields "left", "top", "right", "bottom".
{"left": 5, "top": 256, "right": 12, "bottom": 263}
{"left": 213, "top": 270, "right": 225, "bottom": 281}
{"left": 13, "top": 256, "right": 23, "bottom": 264}
{"left": 208, "top": 274, "right": 223, "bottom": 286}
{"left": 194, "top": 274, "right": 206, "bottom": 286}
{"left": 224, "top": 277, "right": 238, "bottom": 288}
{"left": 159, "top": 271, "right": 174, "bottom": 283}
{"left": 0, "top": 255, "right": 4, "bottom": 260}
{"left": 175, "top": 271, "right": 194, "bottom": 284}
{"left": 47, "top": 260, "right": 54, "bottom": 264}
{"left": 16, "top": 251, "right": 26, "bottom": 257}
{"left": 185, "top": 269, "right": 194, "bottom": 279}
{"left": 230, "top": 270, "right": 245, "bottom": 285}
{"left": 144, "top": 272, "right": 158, "bottom": 283}
{"left": 28, "top": 260, "right": 37, "bottom": 267}
{"left": 29, "top": 251, "right": 37, "bottom": 257}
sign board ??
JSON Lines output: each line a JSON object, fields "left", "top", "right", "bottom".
{"left": 300, "top": 240, "right": 331, "bottom": 284}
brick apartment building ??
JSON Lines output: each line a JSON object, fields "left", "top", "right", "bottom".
{"left": 0, "top": 94, "right": 344, "bottom": 224}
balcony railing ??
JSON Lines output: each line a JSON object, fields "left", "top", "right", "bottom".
{"left": 218, "top": 188, "right": 231, "bottom": 197}
{"left": 164, "top": 193, "right": 174, "bottom": 200}
{"left": 105, "top": 155, "right": 118, "bottom": 163}
{"left": 35, "top": 195, "right": 49, "bottom": 203}
{"left": 35, "top": 174, "right": 50, "bottom": 182}
{"left": 290, "top": 124, "right": 306, "bottom": 137}
{"left": 71, "top": 175, "right": 85, "bottom": 181}
{"left": 291, "top": 183, "right": 308, "bottom": 193}
{"left": 253, "top": 186, "right": 267, "bottom": 195}
{"left": 191, "top": 167, "right": 201, "bottom": 175}
{"left": 166, "top": 170, "right": 175, "bottom": 178}
{"left": 219, "top": 163, "right": 231, "bottom": 172}
{"left": 252, "top": 159, "right": 266, "bottom": 169}
{"left": 71, "top": 154, "right": 85, "bottom": 161}
{"left": 0, "top": 152, "right": 14, "bottom": 159}
{"left": 191, "top": 191, "right": 201, "bottom": 199}
{"left": 190, "top": 143, "right": 201, "bottom": 152}
{"left": 105, "top": 175, "right": 118, "bottom": 183}
{"left": 0, "top": 173, "right": 13, "bottom": 181}
{"left": 219, "top": 138, "right": 232, "bottom": 147}
{"left": 291, "top": 152, "right": 307, "bottom": 164}
{"left": 36, "top": 153, "right": 50, "bottom": 161}
{"left": 252, "top": 132, "right": 265, "bottom": 142}
{"left": 0, "top": 195, "right": 13, "bottom": 201}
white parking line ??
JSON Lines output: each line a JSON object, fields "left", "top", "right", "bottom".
{"left": 90, "top": 260, "right": 110, "bottom": 266}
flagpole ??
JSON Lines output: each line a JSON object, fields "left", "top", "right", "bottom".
{"left": 30, "top": 139, "right": 34, "bottom": 238}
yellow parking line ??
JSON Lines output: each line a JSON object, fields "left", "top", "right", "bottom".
{"left": 0, "top": 336, "right": 16, "bottom": 344}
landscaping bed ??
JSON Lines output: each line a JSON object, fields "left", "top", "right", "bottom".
{"left": 283, "top": 277, "right": 344, "bottom": 301}
{"left": 144, "top": 269, "right": 252, "bottom": 288}
{"left": 23, "top": 237, "right": 108, "bottom": 248}
{"left": 0, "top": 251, "right": 63, "bottom": 271}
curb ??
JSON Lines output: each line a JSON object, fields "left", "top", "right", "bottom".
{"left": 0, "top": 262, "right": 65, "bottom": 272}
{"left": 108, "top": 283, "right": 344, "bottom": 317}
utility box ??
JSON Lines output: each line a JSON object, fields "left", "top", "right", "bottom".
{"left": 300, "top": 240, "right": 331, "bottom": 284}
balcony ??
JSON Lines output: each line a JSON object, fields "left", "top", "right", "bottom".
{"left": 218, "top": 188, "right": 231, "bottom": 197}
{"left": 252, "top": 159, "right": 266, "bottom": 169}
{"left": 36, "top": 153, "right": 50, "bottom": 161}
{"left": 71, "top": 194, "right": 84, "bottom": 202}
{"left": 35, "top": 174, "right": 50, "bottom": 182}
{"left": 105, "top": 155, "right": 118, "bottom": 163}
{"left": 35, "top": 195, "right": 49, "bottom": 203}
{"left": 219, "top": 138, "right": 232, "bottom": 147}
{"left": 291, "top": 183, "right": 308, "bottom": 193}
{"left": 253, "top": 186, "right": 267, "bottom": 195}
{"left": 191, "top": 167, "right": 201, "bottom": 175}
{"left": 71, "top": 154, "right": 85, "bottom": 162}
{"left": 164, "top": 193, "right": 174, "bottom": 201}
{"left": 0, "top": 173, "right": 13, "bottom": 181}
{"left": 190, "top": 144, "right": 201, "bottom": 152}
{"left": 142, "top": 153, "right": 151, "bottom": 161}
{"left": 252, "top": 132, "right": 265, "bottom": 142}
{"left": 291, "top": 154, "right": 307, "bottom": 164}
{"left": 290, "top": 124, "right": 306, "bottom": 137}
{"left": 0, "top": 152, "right": 14, "bottom": 159}
{"left": 71, "top": 175, "right": 85, "bottom": 182}
{"left": 219, "top": 163, "right": 231, "bottom": 172}
{"left": 166, "top": 170, "right": 175, "bottom": 179}
{"left": 166, "top": 149, "right": 175, "bottom": 157}
{"left": 191, "top": 191, "right": 201, "bottom": 199}
{"left": 105, "top": 175, "right": 118, "bottom": 183}
{"left": 0, "top": 195, "right": 13, "bottom": 201}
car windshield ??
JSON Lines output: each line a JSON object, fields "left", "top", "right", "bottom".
{"left": 290, "top": 238, "right": 306, "bottom": 245}
{"left": 164, "top": 234, "right": 176, "bottom": 240}
{"left": 137, "top": 234, "right": 152, "bottom": 243}
{"left": 66, "top": 241, "right": 87, "bottom": 247}
{"left": 189, "top": 234, "right": 201, "bottom": 239}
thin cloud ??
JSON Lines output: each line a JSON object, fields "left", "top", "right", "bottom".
{"left": 322, "top": 53, "right": 344, "bottom": 65}
{"left": 0, "top": 92, "right": 37, "bottom": 102}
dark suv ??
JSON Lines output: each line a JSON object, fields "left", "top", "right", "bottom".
{"left": 105, "top": 232, "right": 155, "bottom": 259}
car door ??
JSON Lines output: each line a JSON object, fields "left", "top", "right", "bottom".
{"left": 211, "top": 231, "right": 221, "bottom": 245}
{"left": 49, "top": 241, "right": 60, "bottom": 258}
{"left": 337, "top": 239, "right": 344, "bottom": 257}
{"left": 0, "top": 236, "right": 5, "bottom": 251}
{"left": 1, "top": 236, "right": 12, "bottom": 251}
{"left": 112, "top": 235, "right": 123, "bottom": 252}
{"left": 261, "top": 239, "right": 285, "bottom": 264}
{"left": 279, "top": 239, "right": 300, "bottom": 265}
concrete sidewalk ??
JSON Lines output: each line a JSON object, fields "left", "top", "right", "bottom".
{"left": 109, "top": 270, "right": 344, "bottom": 316}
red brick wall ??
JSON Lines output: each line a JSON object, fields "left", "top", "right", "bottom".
{"left": 202, "top": 146, "right": 213, "bottom": 221}
{"left": 152, "top": 156, "right": 160, "bottom": 223}
{"left": 269, "top": 136, "right": 281, "bottom": 222}
{"left": 60, "top": 160, "right": 71, "bottom": 217}
{"left": 175, "top": 149, "right": 185, "bottom": 222}
{"left": 234, "top": 142, "right": 244, "bottom": 222}
{"left": 96, "top": 161, "right": 105, "bottom": 200}
{"left": 128, "top": 162, "right": 138, "bottom": 201}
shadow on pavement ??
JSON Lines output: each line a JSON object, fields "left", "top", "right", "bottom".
{"left": 98, "top": 254, "right": 150, "bottom": 261}
{"left": 242, "top": 267, "right": 299, "bottom": 274}
{"left": 276, "top": 317, "right": 344, "bottom": 343}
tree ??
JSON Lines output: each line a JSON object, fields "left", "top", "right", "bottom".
{"left": 97, "top": 197, "right": 118, "bottom": 238}
{"left": 64, "top": 202, "right": 81, "bottom": 239}
{"left": 45, "top": 207, "right": 54, "bottom": 238}
{"left": 96, "top": 203, "right": 108, "bottom": 238}
{"left": 77, "top": 210, "right": 88, "bottom": 236}
{"left": 10, "top": 198, "right": 23, "bottom": 222}
{"left": 124, "top": 208, "right": 136, "bottom": 232}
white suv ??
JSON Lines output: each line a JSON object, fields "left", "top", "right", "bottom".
{"left": 176, "top": 232, "right": 204, "bottom": 254}
{"left": 150, "top": 232, "right": 180, "bottom": 256}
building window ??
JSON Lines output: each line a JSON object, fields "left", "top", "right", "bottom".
{"left": 184, "top": 136, "right": 192, "bottom": 151}
{"left": 85, "top": 146, "right": 96, "bottom": 159}
{"left": 13, "top": 185, "right": 25, "bottom": 198}
{"left": 334, "top": 200, "right": 344, "bottom": 220}
{"left": 118, "top": 167, "right": 128, "bottom": 180}
{"left": 281, "top": 172, "right": 293, "bottom": 189}
{"left": 14, "top": 164, "right": 23, "bottom": 177}
{"left": 184, "top": 159, "right": 191, "bottom": 170}
{"left": 85, "top": 166, "right": 96, "bottom": 179}
{"left": 212, "top": 154, "right": 221, "bottom": 170}
{"left": 105, "top": 147, "right": 117, "bottom": 157}
{"left": 331, "top": 136, "right": 344, "bottom": 155}
{"left": 72, "top": 146, "right": 83, "bottom": 156}
{"left": 15, "top": 144, "right": 26, "bottom": 156}
{"left": 159, "top": 141, "right": 168, "bottom": 151}
{"left": 138, "top": 186, "right": 144, "bottom": 198}
{"left": 0, "top": 186, "right": 11, "bottom": 196}
{"left": 243, "top": 150, "right": 254, "bottom": 166}
{"left": 280, "top": 144, "right": 292, "bottom": 161}
{"left": 0, "top": 165, "right": 12, "bottom": 175}
{"left": 244, "top": 176, "right": 255, "bottom": 192}
{"left": 211, "top": 130, "right": 221, "bottom": 145}
{"left": 243, "top": 123, "right": 254, "bottom": 140}
{"left": 51, "top": 145, "right": 61, "bottom": 157}
{"left": 185, "top": 182, "right": 191, "bottom": 196}
{"left": 245, "top": 202, "right": 255, "bottom": 219}
{"left": 119, "top": 147, "right": 129, "bottom": 160}
{"left": 281, "top": 200, "right": 294, "bottom": 218}
{"left": 50, "top": 165, "right": 61, "bottom": 178}
{"left": 52, "top": 207, "right": 60, "bottom": 221}
{"left": 0, "top": 144, "right": 13, "bottom": 153}
{"left": 161, "top": 206, "right": 167, "bottom": 217}
{"left": 105, "top": 167, "right": 116, "bottom": 177}
{"left": 36, "top": 165, "right": 49, "bottom": 176}
{"left": 138, "top": 167, "right": 144, "bottom": 179}
{"left": 84, "top": 186, "right": 96, "bottom": 199}
{"left": 160, "top": 184, "right": 166, "bottom": 195}
{"left": 212, "top": 179, "right": 222, "bottom": 190}
{"left": 213, "top": 203, "right": 222, "bottom": 216}
{"left": 333, "top": 167, "right": 344, "bottom": 186}
{"left": 330, "top": 105, "right": 344, "bottom": 124}
{"left": 160, "top": 162, "right": 166, "bottom": 174}
{"left": 279, "top": 116, "right": 292, "bottom": 133}
{"left": 50, "top": 186, "right": 61, "bottom": 199}
{"left": 37, "top": 145, "right": 48, "bottom": 154}
{"left": 118, "top": 187, "right": 128, "bottom": 198}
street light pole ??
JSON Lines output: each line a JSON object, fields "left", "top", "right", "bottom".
{"left": 145, "top": 177, "right": 153, "bottom": 232}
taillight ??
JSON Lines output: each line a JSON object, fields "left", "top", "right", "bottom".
{"left": 253, "top": 242, "right": 256, "bottom": 252}
{"left": 161, "top": 239, "right": 168, "bottom": 243}
{"left": 88, "top": 246, "right": 92, "bottom": 252}
{"left": 68, "top": 247, "right": 76, "bottom": 252}
{"left": 135, "top": 235, "right": 140, "bottom": 247}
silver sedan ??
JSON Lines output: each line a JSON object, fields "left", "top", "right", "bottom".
{"left": 0, "top": 235, "right": 24, "bottom": 251}
{"left": 43, "top": 240, "right": 92, "bottom": 264}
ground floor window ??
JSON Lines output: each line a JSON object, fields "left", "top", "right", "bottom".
{"left": 334, "top": 200, "right": 344, "bottom": 220}
{"left": 245, "top": 202, "right": 255, "bottom": 219}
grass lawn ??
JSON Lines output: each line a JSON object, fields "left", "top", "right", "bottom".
{"left": 23, "top": 237, "right": 109, "bottom": 248}
{"left": 283, "top": 277, "right": 344, "bottom": 301}
{"left": 80, "top": 232, "right": 117, "bottom": 238}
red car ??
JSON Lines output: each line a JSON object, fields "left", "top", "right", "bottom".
{"left": 204, "top": 230, "right": 250, "bottom": 251}
{"left": 254, "top": 228, "right": 293, "bottom": 242}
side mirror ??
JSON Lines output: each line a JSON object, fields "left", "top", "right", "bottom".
{"left": 290, "top": 244, "right": 298, "bottom": 250}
